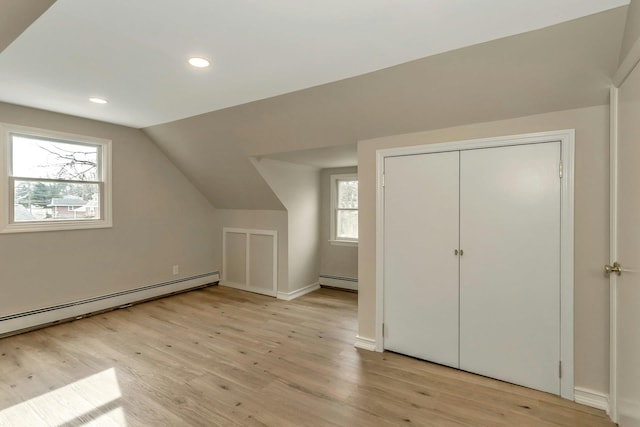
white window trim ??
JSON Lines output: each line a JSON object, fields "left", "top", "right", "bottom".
{"left": 0, "top": 122, "right": 113, "bottom": 233}
{"left": 330, "top": 173, "right": 358, "bottom": 246}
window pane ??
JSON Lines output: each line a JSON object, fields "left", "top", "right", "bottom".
{"left": 11, "top": 135, "right": 99, "bottom": 181}
{"left": 338, "top": 180, "right": 358, "bottom": 208}
{"left": 337, "top": 209, "right": 358, "bottom": 239}
{"left": 14, "top": 180, "right": 100, "bottom": 222}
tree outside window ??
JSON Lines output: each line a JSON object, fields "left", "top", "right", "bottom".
{"left": 0, "top": 123, "right": 112, "bottom": 233}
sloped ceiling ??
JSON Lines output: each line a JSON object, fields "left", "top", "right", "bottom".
{"left": 0, "top": 0, "right": 55, "bottom": 53}
{"left": 621, "top": 0, "right": 640, "bottom": 63}
{"left": 144, "top": 7, "right": 626, "bottom": 209}
{"left": 143, "top": 111, "right": 286, "bottom": 210}
{"left": 0, "top": 0, "right": 627, "bottom": 128}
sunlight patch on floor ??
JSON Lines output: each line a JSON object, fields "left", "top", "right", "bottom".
{"left": 0, "top": 368, "right": 126, "bottom": 426}
{"left": 85, "top": 407, "right": 127, "bottom": 426}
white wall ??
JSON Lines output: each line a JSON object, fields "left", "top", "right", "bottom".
{"left": 319, "top": 167, "right": 358, "bottom": 282}
{"left": 358, "top": 105, "right": 611, "bottom": 395}
{"left": 0, "top": 102, "right": 218, "bottom": 317}
{"left": 252, "top": 159, "right": 321, "bottom": 292}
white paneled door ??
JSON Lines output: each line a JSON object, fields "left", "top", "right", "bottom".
{"left": 613, "top": 63, "right": 640, "bottom": 425}
{"left": 383, "top": 151, "right": 460, "bottom": 368}
{"left": 381, "top": 138, "right": 566, "bottom": 396}
{"left": 459, "top": 143, "right": 561, "bottom": 395}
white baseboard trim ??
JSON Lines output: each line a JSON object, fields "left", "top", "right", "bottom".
{"left": 220, "top": 281, "right": 277, "bottom": 297}
{"left": 319, "top": 275, "right": 358, "bottom": 291}
{"left": 0, "top": 272, "right": 220, "bottom": 337}
{"left": 354, "top": 335, "right": 377, "bottom": 351}
{"left": 574, "top": 387, "right": 609, "bottom": 413}
{"left": 277, "top": 282, "right": 320, "bottom": 301}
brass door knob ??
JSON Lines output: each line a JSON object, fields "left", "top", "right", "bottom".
{"left": 605, "top": 262, "right": 622, "bottom": 276}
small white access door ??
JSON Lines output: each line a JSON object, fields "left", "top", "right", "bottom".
{"left": 222, "top": 228, "right": 278, "bottom": 297}
{"left": 612, "top": 63, "right": 640, "bottom": 425}
{"left": 383, "top": 151, "right": 460, "bottom": 368}
{"left": 459, "top": 142, "right": 561, "bottom": 395}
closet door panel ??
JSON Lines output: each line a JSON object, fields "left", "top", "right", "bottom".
{"left": 459, "top": 142, "right": 561, "bottom": 394}
{"left": 383, "top": 151, "right": 460, "bottom": 368}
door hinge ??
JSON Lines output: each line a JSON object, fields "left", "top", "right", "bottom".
{"left": 382, "top": 173, "right": 385, "bottom": 187}
{"left": 382, "top": 323, "right": 386, "bottom": 337}
{"left": 559, "top": 160, "right": 564, "bottom": 178}
{"left": 559, "top": 361, "right": 563, "bottom": 378}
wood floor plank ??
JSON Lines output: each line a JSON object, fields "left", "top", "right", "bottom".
{"left": 0, "top": 286, "right": 615, "bottom": 426}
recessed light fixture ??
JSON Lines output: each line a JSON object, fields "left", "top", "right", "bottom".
{"left": 89, "top": 97, "right": 108, "bottom": 104}
{"left": 188, "top": 57, "right": 211, "bottom": 68}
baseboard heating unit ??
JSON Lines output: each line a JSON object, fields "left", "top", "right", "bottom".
{"left": 319, "top": 274, "right": 358, "bottom": 291}
{"left": 0, "top": 271, "right": 220, "bottom": 337}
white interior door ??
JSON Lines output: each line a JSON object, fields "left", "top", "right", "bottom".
{"left": 614, "top": 64, "right": 640, "bottom": 426}
{"left": 459, "top": 142, "right": 561, "bottom": 395}
{"left": 383, "top": 151, "right": 460, "bottom": 368}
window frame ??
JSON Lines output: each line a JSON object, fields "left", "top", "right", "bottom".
{"left": 329, "top": 173, "right": 358, "bottom": 246}
{"left": 0, "top": 123, "right": 112, "bottom": 233}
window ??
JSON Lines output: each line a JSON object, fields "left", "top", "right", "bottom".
{"left": 0, "top": 123, "right": 112, "bottom": 233}
{"left": 330, "top": 173, "right": 358, "bottom": 245}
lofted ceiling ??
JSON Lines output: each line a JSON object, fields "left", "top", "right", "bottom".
{"left": 145, "top": 8, "right": 627, "bottom": 208}
{"left": 0, "top": 0, "right": 629, "bottom": 128}
{"left": 0, "top": 0, "right": 55, "bottom": 53}
{"left": 0, "top": 2, "right": 631, "bottom": 210}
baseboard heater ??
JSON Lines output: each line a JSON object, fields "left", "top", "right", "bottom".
{"left": 319, "top": 274, "right": 358, "bottom": 291}
{"left": 0, "top": 271, "right": 220, "bottom": 338}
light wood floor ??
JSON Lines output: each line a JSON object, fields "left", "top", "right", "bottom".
{"left": 0, "top": 286, "right": 614, "bottom": 427}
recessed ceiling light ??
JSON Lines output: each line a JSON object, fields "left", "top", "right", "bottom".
{"left": 89, "top": 97, "right": 108, "bottom": 104}
{"left": 188, "top": 57, "right": 211, "bottom": 68}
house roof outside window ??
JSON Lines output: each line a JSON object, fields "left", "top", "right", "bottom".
{"left": 47, "top": 196, "right": 87, "bottom": 208}
{"left": 74, "top": 199, "right": 98, "bottom": 212}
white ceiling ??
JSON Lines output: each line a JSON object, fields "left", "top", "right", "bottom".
{"left": 0, "top": 0, "right": 629, "bottom": 128}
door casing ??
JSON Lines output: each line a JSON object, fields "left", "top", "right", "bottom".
{"left": 375, "top": 129, "right": 575, "bottom": 399}
{"left": 609, "top": 74, "right": 640, "bottom": 424}
{"left": 609, "top": 86, "right": 619, "bottom": 422}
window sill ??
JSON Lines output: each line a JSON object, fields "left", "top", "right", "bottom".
{"left": 329, "top": 240, "right": 358, "bottom": 247}
{"left": 1, "top": 219, "right": 112, "bottom": 234}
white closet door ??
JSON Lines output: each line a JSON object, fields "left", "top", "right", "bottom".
{"left": 459, "top": 142, "right": 561, "bottom": 394}
{"left": 384, "top": 151, "right": 460, "bottom": 368}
